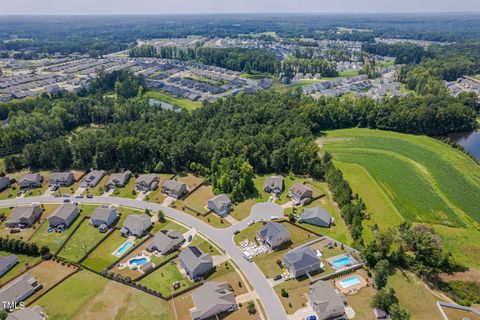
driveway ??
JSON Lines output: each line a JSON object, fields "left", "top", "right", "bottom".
{"left": 0, "top": 195, "right": 288, "bottom": 320}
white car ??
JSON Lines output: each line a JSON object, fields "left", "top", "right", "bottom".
{"left": 247, "top": 220, "right": 255, "bottom": 226}
{"left": 270, "top": 215, "right": 279, "bottom": 220}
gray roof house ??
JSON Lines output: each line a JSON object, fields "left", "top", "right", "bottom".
{"left": 80, "top": 170, "right": 106, "bottom": 188}
{"left": 0, "top": 254, "right": 18, "bottom": 277}
{"left": 207, "top": 194, "right": 232, "bottom": 216}
{"left": 120, "top": 214, "right": 151, "bottom": 237}
{"left": 48, "top": 172, "right": 74, "bottom": 187}
{"left": 190, "top": 282, "right": 237, "bottom": 320}
{"left": 18, "top": 174, "right": 43, "bottom": 189}
{"left": 283, "top": 247, "right": 321, "bottom": 278}
{"left": 289, "top": 183, "right": 313, "bottom": 205}
{"left": 162, "top": 180, "right": 187, "bottom": 199}
{"left": 256, "top": 222, "right": 291, "bottom": 249}
{"left": 0, "top": 274, "right": 40, "bottom": 310}
{"left": 6, "top": 306, "right": 46, "bottom": 320}
{"left": 5, "top": 205, "right": 42, "bottom": 228}
{"left": 0, "top": 176, "right": 11, "bottom": 192}
{"left": 179, "top": 246, "right": 213, "bottom": 281}
{"left": 146, "top": 229, "right": 185, "bottom": 255}
{"left": 47, "top": 204, "right": 80, "bottom": 228}
{"left": 135, "top": 174, "right": 159, "bottom": 191}
{"left": 299, "top": 207, "right": 332, "bottom": 228}
{"left": 309, "top": 281, "right": 346, "bottom": 320}
{"left": 106, "top": 171, "right": 131, "bottom": 189}
{"left": 263, "top": 176, "right": 284, "bottom": 194}
{"left": 90, "top": 207, "right": 118, "bottom": 227}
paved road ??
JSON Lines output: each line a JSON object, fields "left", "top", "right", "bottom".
{"left": 0, "top": 195, "right": 287, "bottom": 320}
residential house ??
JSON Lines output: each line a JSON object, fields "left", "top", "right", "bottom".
{"left": 289, "top": 183, "right": 313, "bottom": 205}
{"left": 135, "top": 174, "right": 159, "bottom": 191}
{"left": 48, "top": 172, "right": 74, "bottom": 187}
{"left": 0, "top": 176, "right": 11, "bottom": 191}
{"left": 190, "top": 282, "right": 237, "bottom": 320}
{"left": 263, "top": 176, "right": 284, "bottom": 194}
{"left": 106, "top": 171, "right": 131, "bottom": 189}
{"left": 80, "top": 170, "right": 105, "bottom": 188}
{"left": 5, "top": 205, "right": 42, "bottom": 228}
{"left": 162, "top": 180, "right": 187, "bottom": 199}
{"left": 0, "top": 274, "right": 40, "bottom": 310}
{"left": 146, "top": 229, "right": 184, "bottom": 255}
{"left": 47, "top": 203, "right": 80, "bottom": 228}
{"left": 120, "top": 214, "right": 151, "bottom": 237}
{"left": 6, "top": 306, "right": 46, "bottom": 320}
{"left": 90, "top": 207, "right": 118, "bottom": 227}
{"left": 179, "top": 246, "right": 213, "bottom": 280}
{"left": 0, "top": 254, "right": 18, "bottom": 277}
{"left": 309, "top": 281, "right": 346, "bottom": 320}
{"left": 18, "top": 174, "right": 43, "bottom": 190}
{"left": 299, "top": 207, "right": 333, "bottom": 228}
{"left": 283, "top": 247, "right": 321, "bottom": 278}
{"left": 256, "top": 222, "right": 291, "bottom": 249}
{"left": 207, "top": 194, "right": 232, "bottom": 216}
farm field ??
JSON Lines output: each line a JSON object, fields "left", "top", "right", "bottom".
{"left": 321, "top": 128, "right": 480, "bottom": 268}
{"left": 35, "top": 270, "right": 174, "bottom": 320}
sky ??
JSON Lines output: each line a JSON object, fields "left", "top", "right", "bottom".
{"left": 1, "top": 0, "right": 480, "bottom": 15}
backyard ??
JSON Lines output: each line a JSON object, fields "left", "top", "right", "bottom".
{"left": 138, "top": 260, "right": 195, "bottom": 296}
{"left": 0, "top": 250, "right": 42, "bottom": 286}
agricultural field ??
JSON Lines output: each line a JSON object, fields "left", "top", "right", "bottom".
{"left": 35, "top": 270, "right": 174, "bottom": 320}
{"left": 321, "top": 128, "right": 480, "bottom": 268}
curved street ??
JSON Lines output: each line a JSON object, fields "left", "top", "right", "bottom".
{"left": 0, "top": 195, "right": 288, "bottom": 320}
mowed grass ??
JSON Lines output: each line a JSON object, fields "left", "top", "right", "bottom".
{"left": 145, "top": 91, "right": 202, "bottom": 111}
{"left": 139, "top": 261, "right": 194, "bottom": 296}
{"left": 0, "top": 250, "right": 41, "bottom": 286}
{"left": 321, "top": 128, "right": 480, "bottom": 268}
{"left": 58, "top": 220, "right": 107, "bottom": 262}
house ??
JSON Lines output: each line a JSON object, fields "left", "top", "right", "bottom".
{"left": 373, "top": 308, "right": 390, "bottom": 319}
{"left": 289, "top": 183, "right": 313, "bottom": 205}
{"left": 146, "top": 229, "right": 184, "bottom": 255}
{"left": 0, "top": 274, "right": 40, "bottom": 310}
{"left": 207, "top": 194, "right": 232, "bottom": 216}
{"left": 256, "top": 222, "right": 291, "bottom": 249}
{"left": 6, "top": 306, "right": 46, "bottom": 320}
{"left": 299, "top": 207, "right": 333, "bottom": 228}
{"left": 190, "top": 282, "right": 237, "bottom": 320}
{"left": 106, "top": 171, "right": 131, "bottom": 189}
{"left": 48, "top": 172, "right": 74, "bottom": 187}
{"left": 5, "top": 205, "right": 42, "bottom": 228}
{"left": 0, "top": 254, "right": 18, "bottom": 276}
{"left": 263, "top": 176, "right": 284, "bottom": 194}
{"left": 90, "top": 207, "right": 118, "bottom": 227}
{"left": 162, "top": 180, "right": 187, "bottom": 199}
{"left": 120, "top": 214, "right": 151, "bottom": 237}
{"left": 0, "top": 176, "right": 11, "bottom": 191}
{"left": 283, "top": 247, "right": 321, "bottom": 278}
{"left": 47, "top": 204, "right": 80, "bottom": 228}
{"left": 179, "top": 246, "right": 213, "bottom": 280}
{"left": 80, "top": 170, "right": 105, "bottom": 188}
{"left": 135, "top": 174, "right": 159, "bottom": 191}
{"left": 18, "top": 173, "right": 43, "bottom": 189}
{"left": 309, "top": 281, "right": 346, "bottom": 320}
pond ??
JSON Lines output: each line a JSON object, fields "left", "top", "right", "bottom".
{"left": 447, "top": 130, "right": 480, "bottom": 161}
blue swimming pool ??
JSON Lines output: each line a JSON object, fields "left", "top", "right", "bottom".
{"left": 117, "top": 241, "right": 134, "bottom": 255}
{"left": 129, "top": 257, "right": 148, "bottom": 266}
{"left": 332, "top": 256, "right": 354, "bottom": 267}
{"left": 339, "top": 276, "right": 361, "bottom": 288}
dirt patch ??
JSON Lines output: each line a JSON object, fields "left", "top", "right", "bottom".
{"left": 72, "top": 281, "right": 126, "bottom": 320}
{"left": 440, "top": 269, "right": 480, "bottom": 283}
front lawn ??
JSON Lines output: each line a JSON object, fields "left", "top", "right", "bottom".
{"left": 274, "top": 278, "right": 310, "bottom": 314}
{"left": 230, "top": 199, "right": 256, "bottom": 221}
{"left": 183, "top": 185, "right": 213, "bottom": 213}
{"left": 110, "top": 179, "right": 136, "bottom": 199}
{"left": 172, "top": 200, "right": 230, "bottom": 229}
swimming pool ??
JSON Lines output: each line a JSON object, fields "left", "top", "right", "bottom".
{"left": 129, "top": 257, "right": 148, "bottom": 266}
{"left": 332, "top": 256, "right": 354, "bottom": 267}
{"left": 339, "top": 276, "right": 361, "bottom": 288}
{"left": 116, "top": 241, "right": 134, "bottom": 255}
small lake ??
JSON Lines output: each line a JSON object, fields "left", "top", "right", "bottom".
{"left": 447, "top": 130, "right": 480, "bottom": 161}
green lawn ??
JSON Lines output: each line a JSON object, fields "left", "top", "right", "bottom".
{"left": 321, "top": 128, "right": 480, "bottom": 268}
{"left": 57, "top": 220, "right": 107, "bottom": 262}
{"left": 150, "top": 219, "right": 189, "bottom": 235}
{"left": 83, "top": 175, "right": 109, "bottom": 196}
{"left": 139, "top": 261, "right": 194, "bottom": 296}
{"left": 0, "top": 251, "right": 41, "bottom": 286}
{"left": 145, "top": 91, "right": 202, "bottom": 111}
{"left": 190, "top": 234, "right": 220, "bottom": 256}
{"left": 110, "top": 179, "right": 136, "bottom": 199}
{"left": 81, "top": 230, "right": 133, "bottom": 272}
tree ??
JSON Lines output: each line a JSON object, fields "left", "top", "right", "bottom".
{"left": 374, "top": 259, "right": 390, "bottom": 289}
{"left": 157, "top": 210, "right": 166, "bottom": 223}
{"left": 0, "top": 310, "right": 8, "bottom": 320}
{"left": 247, "top": 302, "right": 257, "bottom": 315}
{"left": 281, "top": 288, "right": 289, "bottom": 298}
{"left": 390, "top": 304, "right": 411, "bottom": 320}
{"left": 372, "top": 288, "right": 398, "bottom": 312}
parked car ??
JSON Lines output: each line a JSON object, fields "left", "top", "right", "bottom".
{"left": 270, "top": 215, "right": 279, "bottom": 220}
{"left": 305, "top": 316, "right": 317, "bottom": 320}
{"left": 187, "top": 234, "right": 193, "bottom": 242}
{"left": 233, "top": 230, "right": 240, "bottom": 235}
{"left": 63, "top": 199, "right": 70, "bottom": 203}
{"left": 247, "top": 220, "right": 255, "bottom": 226}
{"left": 273, "top": 275, "right": 282, "bottom": 281}
{"left": 86, "top": 194, "right": 93, "bottom": 198}
{"left": 75, "top": 195, "right": 84, "bottom": 199}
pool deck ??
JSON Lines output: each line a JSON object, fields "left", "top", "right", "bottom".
{"left": 113, "top": 239, "right": 135, "bottom": 257}
{"left": 326, "top": 252, "right": 357, "bottom": 271}
{"left": 333, "top": 274, "right": 367, "bottom": 295}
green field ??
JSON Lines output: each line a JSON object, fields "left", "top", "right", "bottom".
{"left": 58, "top": 220, "right": 107, "bottom": 262}
{"left": 145, "top": 91, "right": 202, "bottom": 111}
{"left": 321, "top": 128, "right": 480, "bottom": 267}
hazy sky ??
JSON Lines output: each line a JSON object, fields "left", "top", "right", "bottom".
{"left": 1, "top": 0, "right": 480, "bottom": 15}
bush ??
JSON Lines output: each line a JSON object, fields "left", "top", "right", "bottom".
{"left": 247, "top": 302, "right": 257, "bottom": 315}
{"left": 281, "top": 288, "right": 289, "bottom": 298}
